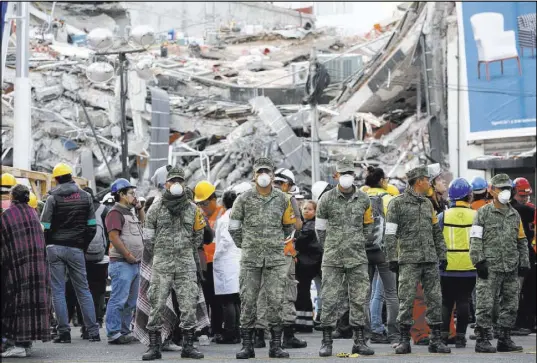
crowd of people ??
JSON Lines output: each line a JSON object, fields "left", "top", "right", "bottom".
{"left": 1, "top": 158, "right": 535, "bottom": 360}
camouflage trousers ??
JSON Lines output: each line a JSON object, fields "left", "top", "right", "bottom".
{"left": 146, "top": 269, "right": 199, "bottom": 331}
{"left": 255, "top": 256, "right": 296, "bottom": 329}
{"left": 321, "top": 264, "right": 369, "bottom": 328}
{"left": 476, "top": 270, "right": 520, "bottom": 329}
{"left": 397, "top": 263, "right": 442, "bottom": 326}
{"left": 240, "top": 262, "right": 287, "bottom": 329}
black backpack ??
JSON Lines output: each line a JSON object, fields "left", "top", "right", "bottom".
{"left": 85, "top": 204, "right": 108, "bottom": 262}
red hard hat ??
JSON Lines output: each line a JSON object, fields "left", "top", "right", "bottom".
{"left": 514, "top": 177, "right": 532, "bottom": 196}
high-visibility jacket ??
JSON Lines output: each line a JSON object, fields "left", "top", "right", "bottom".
{"left": 442, "top": 202, "right": 476, "bottom": 271}
{"left": 203, "top": 205, "right": 225, "bottom": 263}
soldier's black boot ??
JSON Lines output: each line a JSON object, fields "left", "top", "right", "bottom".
{"left": 455, "top": 333, "right": 467, "bottom": 348}
{"left": 428, "top": 325, "right": 451, "bottom": 353}
{"left": 318, "top": 327, "right": 333, "bottom": 357}
{"left": 268, "top": 327, "right": 289, "bottom": 358}
{"left": 282, "top": 325, "right": 307, "bottom": 348}
{"left": 181, "top": 329, "right": 204, "bottom": 359}
{"left": 236, "top": 329, "right": 255, "bottom": 359}
{"left": 142, "top": 331, "right": 162, "bottom": 361}
{"left": 395, "top": 324, "right": 411, "bottom": 354}
{"left": 253, "top": 329, "right": 266, "bottom": 348}
{"left": 496, "top": 327, "right": 523, "bottom": 352}
{"left": 351, "top": 326, "right": 375, "bottom": 355}
{"left": 474, "top": 327, "right": 497, "bottom": 353}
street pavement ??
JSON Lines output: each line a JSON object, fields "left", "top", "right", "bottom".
{"left": 5, "top": 328, "right": 536, "bottom": 363}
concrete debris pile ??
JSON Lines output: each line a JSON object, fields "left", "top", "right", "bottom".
{"left": 1, "top": 1, "right": 445, "bottom": 196}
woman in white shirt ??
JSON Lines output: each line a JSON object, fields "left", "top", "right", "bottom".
{"left": 213, "top": 184, "right": 250, "bottom": 344}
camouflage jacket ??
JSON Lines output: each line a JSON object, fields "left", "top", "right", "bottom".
{"left": 228, "top": 187, "right": 296, "bottom": 268}
{"left": 385, "top": 187, "right": 446, "bottom": 264}
{"left": 315, "top": 186, "right": 374, "bottom": 268}
{"left": 470, "top": 203, "right": 530, "bottom": 272}
{"left": 143, "top": 198, "right": 206, "bottom": 273}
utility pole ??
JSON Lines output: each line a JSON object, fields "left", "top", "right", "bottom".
{"left": 13, "top": 2, "right": 31, "bottom": 170}
{"left": 309, "top": 46, "right": 321, "bottom": 184}
{"left": 95, "top": 48, "right": 145, "bottom": 179}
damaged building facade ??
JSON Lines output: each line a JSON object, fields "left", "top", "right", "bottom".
{"left": 2, "top": 1, "right": 535, "bottom": 198}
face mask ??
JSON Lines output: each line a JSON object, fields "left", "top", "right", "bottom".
{"left": 170, "top": 183, "right": 184, "bottom": 196}
{"left": 339, "top": 175, "right": 354, "bottom": 189}
{"left": 498, "top": 190, "right": 511, "bottom": 204}
{"left": 256, "top": 173, "right": 271, "bottom": 188}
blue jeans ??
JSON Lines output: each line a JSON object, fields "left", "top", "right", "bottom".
{"left": 46, "top": 245, "right": 99, "bottom": 336}
{"left": 105, "top": 261, "right": 140, "bottom": 340}
{"left": 370, "top": 271, "right": 385, "bottom": 334}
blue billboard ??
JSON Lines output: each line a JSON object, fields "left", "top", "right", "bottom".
{"left": 460, "top": 2, "right": 536, "bottom": 139}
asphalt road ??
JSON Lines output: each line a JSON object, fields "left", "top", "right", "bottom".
{"left": 5, "top": 328, "right": 536, "bottom": 363}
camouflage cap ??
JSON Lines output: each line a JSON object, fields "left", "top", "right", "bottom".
{"left": 336, "top": 158, "right": 355, "bottom": 173}
{"left": 490, "top": 173, "right": 512, "bottom": 188}
{"left": 406, "top": 165, "right": 429, "bottom": 181}
{"left": 166, "top": 166, "right": 185, "bottom": 182}
{"left": 253, "top": 157, "right": 274, "bottom": 172}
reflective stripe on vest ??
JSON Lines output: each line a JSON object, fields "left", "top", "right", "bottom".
{"left": 443, "top": 206, "right": 476, "bottom": 271}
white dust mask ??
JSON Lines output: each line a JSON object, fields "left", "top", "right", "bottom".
{"left": 498, "top": 190, "right": 511, "bottom": 204}
{"left": 256, "top": 173, "right": 271, "bottom": 188}
{"left": 170, "top": 183, "right": 184, "bottom": 196}
{"left": 339, "top": 175, "right": 354, "bottom": 189}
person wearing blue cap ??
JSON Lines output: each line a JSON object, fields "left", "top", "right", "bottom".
{"left": 470, "top": 177, "right": 490, "bottom": 211}
{"left": 437, "top": 178, "right": 477, "bottom": 348}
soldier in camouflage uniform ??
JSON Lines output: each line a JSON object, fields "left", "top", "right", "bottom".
{"left": 142, "top": 167, "right": 206, "bottom": 360}
{"left": 384, "top": 165, "right": 451, "bottom": 355}
{"left": 470, "top": 173, "right": 530, "bottom": 353}
{"left": 253, "top": 170, "right": 307, "bottom": 350}
{"left": 315, "top": 159, "right": 375, "bottom": 357}
{"left": 228, "top": 157, "right": 297, "bottom": 359}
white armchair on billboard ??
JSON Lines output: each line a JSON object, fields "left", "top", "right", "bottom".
{"left": 470, "top": 12, "right": 522, "bottom": 81}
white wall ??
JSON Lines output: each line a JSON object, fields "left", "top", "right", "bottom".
{"left": 446, "top": 5, "right": 485, "bottom": 180}
{"left": 124, "top": 1, "right": 314, "bottom": 40}
{"left": 313, "top": 2, "right": 402, "bottom": 36}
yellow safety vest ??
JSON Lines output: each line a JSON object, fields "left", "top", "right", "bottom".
{"left": 442, "top": 202, "right": 476, "bottom": 271}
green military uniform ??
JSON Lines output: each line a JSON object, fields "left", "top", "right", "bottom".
{"left": 385, "top": 166, "right": 446, "bottom": 328}
{"left": 315, "top": 160, "right": 374, "bottom": 329}
{"left": 256, "top": 194, "right": 300, "bottom": 329}
{"left": 228, "top": 158, "right": 296, "bottom": 330}
{"left": 470, "top": 174, "right": 529, "bottom": 331}
{"left": 143, "top": 167, "right": 206, "bottom": 332}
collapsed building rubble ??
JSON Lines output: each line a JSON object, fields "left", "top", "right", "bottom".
{"left": 2, "top": 1, "right": 453, "bottom": 197}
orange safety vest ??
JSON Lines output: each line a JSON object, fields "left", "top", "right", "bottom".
{"left": 203, "top": 205, "right": 225, "bottom": 264}
{"left": 471, "top": 199, "right": 490, "bottom": 211}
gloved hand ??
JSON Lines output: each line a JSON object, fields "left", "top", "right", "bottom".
{"left": 475, "top": 260, "right": 489, "bottom": 279}
{"left": 518, "top": 266, "right": 529, "bottom": 277}
{"left": 284, "top": 238, "right": 297, "bottom": 257}
{"left": 389, "top": 261, "right": 399, "bottom": 273}
{"left": 439, "top": 259, "right": 448, "bottom": 272}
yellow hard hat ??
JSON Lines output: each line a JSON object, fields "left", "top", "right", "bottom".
{"left": 29, "top": 192, "right": 38, "bottom": 209}
{"left": 386, "top": 184, "right": 400, "bottom": 196}
{"left": 194, "top": 180, "right": 216, "bottom": 202}
{"left": 52, "top": 163, "right": 73, "bottom": 178}
{"left": 1, "top": 173, "right": 17, "bottom": 187}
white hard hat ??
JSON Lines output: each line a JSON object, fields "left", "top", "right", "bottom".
{"left": 101, "top": 192, "right": 115, "bottom": 204}
{"left": 312, "top": 181, "right": 329, "bottom": 202}
{"left": 233, "top": 181, "right": 253, "bottom": 195}
{"left": 274, "top": 168, "right": 295, "bottom": 184}
{"left": 427, "top": 163, "right": 443, "bottom": 181}
{"left": 151, "top": 164, "right": 170, "bottom": 188}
